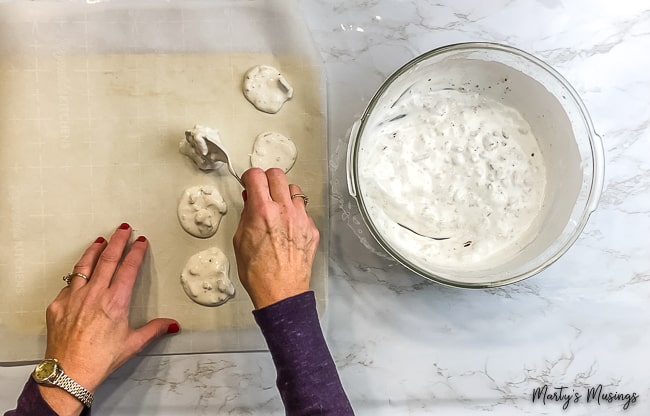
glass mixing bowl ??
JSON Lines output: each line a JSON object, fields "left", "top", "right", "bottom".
{"left": 346, "top": 42, "right": 604, "bottom": 288}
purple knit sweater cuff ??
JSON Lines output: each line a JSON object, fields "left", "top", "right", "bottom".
{"left": 4, "top": 374, "right": 92, "bottom": 416}
{"left": 253, "top": 291, "right": 354, "bottom": 415}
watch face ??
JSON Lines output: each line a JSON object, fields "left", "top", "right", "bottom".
{"left": 33, "top": 359, "right": 57, "bottom": 382}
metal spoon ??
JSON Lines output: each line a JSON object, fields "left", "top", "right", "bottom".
{"left": 397, "top": 222, "right": 450, "bottom": 241}
{"left": 203, "top": 135, "right": 244, "bottom": 187}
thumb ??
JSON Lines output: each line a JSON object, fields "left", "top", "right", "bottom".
{"left": 130, "top": 318, "right": 180, "bottom": 352}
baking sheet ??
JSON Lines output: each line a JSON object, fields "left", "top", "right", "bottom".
{"left": 0, "top": 0, "right": 327, "bottom": 362}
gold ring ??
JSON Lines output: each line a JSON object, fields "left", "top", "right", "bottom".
{"left": 290, "top": 193, "right": 309, "bottom": 207}
{"left": 63, "top": 272, "right": 89, "bottom": 286}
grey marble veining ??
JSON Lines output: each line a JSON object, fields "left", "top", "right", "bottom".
{"left": 2, "top": 0, "right": 649, "bottom": 414}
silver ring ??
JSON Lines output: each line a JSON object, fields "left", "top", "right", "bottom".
{"left": 63, "top": 272, "right": 89, "bottom": 286}
{"left": 290, "top": 193, "right": 309, "bottom": 206}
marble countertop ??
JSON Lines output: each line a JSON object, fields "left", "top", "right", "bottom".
{"left": 2, "top": 0, "right": 649, "bottom": 414}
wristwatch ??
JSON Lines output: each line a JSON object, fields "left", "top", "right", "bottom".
{"left": 32, "top": 358, "right": 94, "bottom": 408}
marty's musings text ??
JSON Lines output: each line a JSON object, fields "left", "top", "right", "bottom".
{"left": 532, "top": 384, "right": 638, "bottom": 410}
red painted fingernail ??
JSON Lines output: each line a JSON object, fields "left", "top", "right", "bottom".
{"left": 94, "top": 236, "right": 105, "bottom": 244}
{"left": 119, "top": 223, "right": 130, "bottom": 230}
{"left": 167, "top": 323, "right": 180, "bottom": 334}
{"left": 136, "top": 236, "right": 147, "bottom": 243}
{"left": 242, "top": 190, "right": 247, "bottom": 201}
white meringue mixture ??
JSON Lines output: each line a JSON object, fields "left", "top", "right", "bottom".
{"left": 180, "top": 125, "right": 225, "bottom": 171}
{"left": 250, "top": 131, "right": 297, "bottom": 173}
{"left": 177, "top": 185, "right": 228, "bottom": 239}
{"left": 243, "top": 65, "right": 293, "bottom": 114}
{"left": 359, "top": 88, "right": 547, "bottom": 269}
{"left": 180, "top": 247, "right": 235, "bottom": 307}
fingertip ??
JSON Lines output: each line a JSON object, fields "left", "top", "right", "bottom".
{"left": 241, "top": 168, "right": 271, "bottom": 202}
{"left": 119, "top": 222, "right": 131, "bottom": 230}
{"left": 94, "top": 236, "right": 106, "bottom": 244}
{"left": 167, "top": 322, "right": 180, "bottom": 334}
{"left": 135, "top": 235, "right": 147, "bottom": 243}
{"left": 241, "top": 167, "right": 264, "bottom": 183}
{"left": 265, "top": 167, "right": 286, "bottom": 179}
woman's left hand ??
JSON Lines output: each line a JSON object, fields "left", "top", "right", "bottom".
{"left": 39, "top": 223, "right": 179, "bottom": 415}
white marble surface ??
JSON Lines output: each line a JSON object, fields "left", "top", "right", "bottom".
{"left": 2, "top": 0, "right": 650, "bottom": 414}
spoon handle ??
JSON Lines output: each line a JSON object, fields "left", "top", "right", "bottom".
{"left": 227, "top": 163, "right": 244, "bottom": 187}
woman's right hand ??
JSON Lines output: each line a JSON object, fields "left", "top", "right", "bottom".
{"left": 232, "top": 168, "right": 320, "bottom": 309}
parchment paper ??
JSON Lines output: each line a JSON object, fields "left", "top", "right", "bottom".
{"left": 0, "top": 0, "right": 327, "bottom": 363}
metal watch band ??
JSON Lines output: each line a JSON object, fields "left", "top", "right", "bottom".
{"left": 53, "top": 371, "right": 94, "bottom": 408}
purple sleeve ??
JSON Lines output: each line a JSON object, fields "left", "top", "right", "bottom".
{"left": 253, "top": 291, "right": 354, "bottom": 415}
{"left": 4, "top": 377, "right": 91, "bottom": 416}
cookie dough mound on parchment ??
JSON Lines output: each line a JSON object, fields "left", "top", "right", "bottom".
{"left": 250, "top": 132, "right": 297, "bottom": 173}
{"left": 177, "top": 185, "right": 227, "bottom": 238}
{"left": 243, "top": 65, "right": 293, "bottom": 114}
{"left": 180, "top": 247, "right": 235, "bottom": 307}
